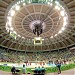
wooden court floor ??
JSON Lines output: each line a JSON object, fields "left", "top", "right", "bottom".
{"left": 0, "top": 68, "right": 75, "bottom": 75}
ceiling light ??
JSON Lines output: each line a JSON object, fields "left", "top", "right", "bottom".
{"left": 55, "top": 1, "right": 60, "bottom": 6}
{"left": 58, "top": 30, "right": 62, "bottom": 34}
{"left": 48, "top": 2, "right": 52, "bottom": 6}
{"left": 21, "top": 0, "right": 23, "bottom": 2}
{"left": 13, "top": 31, "right": 17, "bottom": 34}
{"left": 6, "top": 26, "right": 8, "bottom": 30}
{"left": 50, "top": 3, "right": 52, "bottom": 6}
{"left": 15, "top": 5, "right": 20, "bottom": 10}
{"left": 17, "top": 2, "right": 19, "bottom": 4}
{"left": 50, "top": 0, "right": 53, "bottom": 2}
{"left": 48, "top": 2, "right": 50, "bottom": 5}
{"left": 63, "top": 21, "right": 67, "bottom": 26}
{"left": 55, "top": 5, "right": 58, "bottom": 9}
{"left": 60, "top": 10, "right": 65, "bottom": 16}
{"left": 42, "top": 39, "right": 44, "bottom": 40}
{"left": 22, "top": 37, "right": 25, "bottom": 39}
{"left": 10, "top": 10, "right": 15, "bottom": 16}
{"left": 23, "top": 3, "right": 25, "bottom": 6}
{"left": 61, "top": 6, "right": 65, "bottom": 10}
{"left": 8, "top": 21, "right": 12, "bottom": 26}
{"left": 7, "top": 29, "right": 9, "bottom": 33}
{"left": 55, "top": 5, "right": 60, "bottom": 10}
{"left": 29, "top": 0, "right": 31, "bottom": 3}
{"left": 18, "top": 1, "right": 20, "bottom": 4}
{"left": 7, "top": 16, "right": 12, "bottom": 21}
{"left": 54, "top": 34, "right": 57, "bottom": 36}
{"left": 18, "top": 34, "right": 21, "bottom": 37}
{"left": 50, "top": 36, "right": 53, "bottom": 38}
{"left": 10, "top": 27, "right": 13, "bottom": 31}
{"left": 63, "top": 16, "right": 67, "bottom": 22}
{"left": 61, "top": 27, "right": 65, "bottom": 31}
{"left": 10, "top": 31, "right": 12, "bottom": 34}
{"left": 22, "top": 0, "right": 25, "bottom": 1}
{"left": 6, "top": 22, "right": 8, "bottom": 27}
{"left": 11, "top": 5, "right": 15, "bottom": 9}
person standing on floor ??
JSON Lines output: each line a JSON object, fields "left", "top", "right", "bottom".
{"left": 11, "top": 66, "right": 16, "bottom": 74}
{"left": 56, "top": 60, "right": 61, "bottom": 74}
{"left": 23, "top": 64, "right": 26, "bottom": 74}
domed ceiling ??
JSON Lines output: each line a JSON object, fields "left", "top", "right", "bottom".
{"left": 0, "top": 0, "right": 75, "bottom": 51}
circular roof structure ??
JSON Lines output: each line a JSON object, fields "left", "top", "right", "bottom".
{"left": 0, "top": 0, "right": 75, "bottom": 51}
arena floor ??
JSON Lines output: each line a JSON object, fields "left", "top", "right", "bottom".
{"left": 0, "top": 68, "right": 75, "bottom": 75}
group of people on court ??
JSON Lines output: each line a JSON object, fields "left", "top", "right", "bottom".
{"left": 34, "top": 66, "right": 46, "bottom": 74}
{"left": 11, "top": 64, "right": 26, "bottom": 74}
{"left": 11, "top": 60, "right": 61, "bottom": 74}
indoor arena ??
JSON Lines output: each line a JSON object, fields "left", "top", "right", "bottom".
{"left": 0, "top": 0, "right": 75, "bottom": 75}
